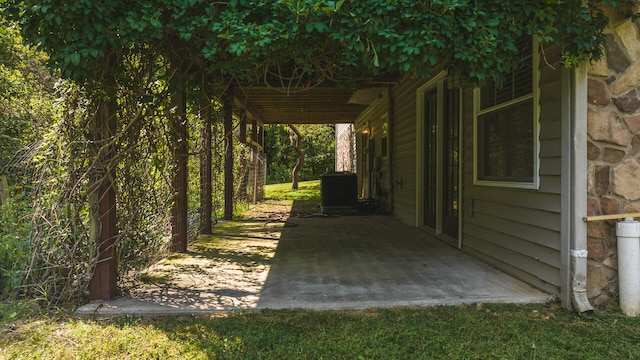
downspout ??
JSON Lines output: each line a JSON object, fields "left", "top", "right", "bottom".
{"left": 569, "top": 65, "right": 594, "bottom": 312}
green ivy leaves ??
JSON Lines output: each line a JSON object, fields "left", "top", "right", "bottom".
{"left": 1, "top": 0, "right": 636, "bottom": 85}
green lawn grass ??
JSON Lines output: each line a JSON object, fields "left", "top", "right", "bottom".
{"left": 264, "top": 180, "right": 321, "bottom": 203}
{"left": 2, "top": 302, "right": 640, "bottom": 359}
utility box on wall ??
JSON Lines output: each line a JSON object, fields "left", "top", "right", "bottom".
{"left": 320, "top": 172, "right": 358, "bottom": 215}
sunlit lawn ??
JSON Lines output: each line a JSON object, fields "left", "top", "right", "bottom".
{"left": 264, "top": 180, "right": 321, "bottom": 203}
{"left": 2, "top": 301, "right": 640, "bottom": 359}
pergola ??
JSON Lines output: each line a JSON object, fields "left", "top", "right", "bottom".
{"left": 89, "top": 76, "right": 389, "bottom": 300}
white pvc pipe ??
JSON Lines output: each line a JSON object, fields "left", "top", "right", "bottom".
{"left": 617, "top": 217, "right": 640, "bottom": 316}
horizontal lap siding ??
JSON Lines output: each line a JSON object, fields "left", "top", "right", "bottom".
{"left": 462, "top": 45, "right": 563, "bottom": 295}
{"left": 390, "top": 78, "right": 424, "bottom": 225}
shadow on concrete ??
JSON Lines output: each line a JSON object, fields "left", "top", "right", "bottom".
{"left": 77, "top": 199, "right": 552, "bottom": 317}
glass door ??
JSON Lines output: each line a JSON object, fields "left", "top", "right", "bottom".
{"left": 421, "top": 79, "right": 460, "bottom": 239}
{"left": 423, "top": 88, "right": 438, "bottom": 228}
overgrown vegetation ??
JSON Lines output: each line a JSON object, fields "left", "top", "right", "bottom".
{"left": 0, "top": 25, "right": 60, "bottom": 299}
{"left": 2, "top": 303, "right": 640, "bottom": 359}
{"left": 0, "top": 27, "right": 255, "bottom": 304}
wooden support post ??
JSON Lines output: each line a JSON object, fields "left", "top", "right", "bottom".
{"left": 251, "top": 119, "right": 258, "bottom": 145}
{"left": 252, "top": 146, "right": 258, "bottom": 204}
{"left": 89, "top": 180, "right": 118, "bottom": 300}
{"left": 199, "top": 85, "right": 213, "bottom": 234}
{"left": 259, "top": 124, "right": 264, "bottom": 148}
{"left": 89, "top": 85, "right": 118, "bottom": 301}
{"left": 251, "top": 122, "right": 263, "bottom": 204}
{"left": 258, "top": 125, "right": 265, "bottom": 201}
{"left": 224, "top": 87, "right": 234, "bottom": 220}
{"left": 170, "top": 60, "right": 188, "bottom": 252}
{"left": 239, "top": 112, "right": 246, "bottom": 143}
{"left": 0, "top": 176, "right": 8, "bottom": 204}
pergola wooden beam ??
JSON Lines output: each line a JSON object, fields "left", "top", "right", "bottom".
{"left": 232, "top": 85, "right": 366, "bottom": 125}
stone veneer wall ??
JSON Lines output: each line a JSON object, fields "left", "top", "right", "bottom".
{"left": 586, "top": 17, "right": 640, "bottom": 306}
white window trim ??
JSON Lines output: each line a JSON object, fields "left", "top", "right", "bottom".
{"left": 473, "top": 38, "right": 541, "bottom": 190}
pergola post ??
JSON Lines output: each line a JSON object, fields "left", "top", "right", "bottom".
{"left": 199, "top": 83, "right": 213, "bottom": 234}
{"left": 169, "top": 60, "right": 188, "bottom": 252}
{"left": 239, "top": 112, "right": 247, "bottom": 143}
{"left": 88, "top": 73, "right": 118, "bottom": 300}
{"left": 224, "top": 86, "right": 234, "bottom": 220}
{"left": 251, "top": 120, "right": 259, "bottom": 204}
{"left": 258, "top": 124, "right": 265, "bottom": 201}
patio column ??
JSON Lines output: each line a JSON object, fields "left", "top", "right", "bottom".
{"left": 88, "top": 86, "right": 118, "bottom": 300}
{"left": 200, "top": 82, "right": 213, "bottom": 234}
{"left": 239, "top": 112, "right": 247, "bottom": 143}
{"left": 251, "top": 119, "right": 259, "bottom": 204}
{"left": 170, "top": 59, "right": 188, "bottom": 252}
{"left": 224, "top": 86, "right": 234, "bottom": 220}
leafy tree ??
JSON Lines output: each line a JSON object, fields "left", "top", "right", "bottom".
{"left": 0, "top": 26, "right": 58, "bottom": 173}
{"left": 0, "top": 26, "right": 60, "bottom": 296}
{"left": 265, "top": 124, "right": 335, "bottom": 184}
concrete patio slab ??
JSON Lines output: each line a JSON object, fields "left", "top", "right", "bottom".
{"left": 77, "top": 210, "right": 552, "bottom": 318}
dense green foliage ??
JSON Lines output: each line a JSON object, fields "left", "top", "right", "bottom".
{"left": 0, "top": 26, "right": 59, "bottom": 297}
{"left": 264, "top": 124, "right": 335, "bottom": 184}
{"left": 0, "top": 26, "right": 255, "bottom": 303}
{"left": 0, "top": 26, "right": 57, "bottom": 173}
{"left": 2, "top": 0, "right": 636, "bottom": 85}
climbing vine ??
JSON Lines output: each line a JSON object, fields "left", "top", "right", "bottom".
{"left": 0, "top": 0, "right": 637, "bottom": 303}
{"left": 3, "top": 0, "right": 635, "bottom": 85}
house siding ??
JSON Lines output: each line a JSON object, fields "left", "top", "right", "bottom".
{"left": 390, "top": 78, "right": 423, "bottom": 225}
{"left": 462, "top": 44, "right": 564, "bottom": 296}
{"left": 348, "top": 17, "right": 640, "bottom": 306}
{"left": 352, "top": 47, "right": 566, "bottom": 297}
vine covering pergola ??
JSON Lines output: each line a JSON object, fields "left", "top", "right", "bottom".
{"left": 1, "top": 0, "right": 635, "bottom": 300}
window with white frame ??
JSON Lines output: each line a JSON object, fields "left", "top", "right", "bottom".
{"left": 474, "top": 37, "right": 539, "bottom": 189}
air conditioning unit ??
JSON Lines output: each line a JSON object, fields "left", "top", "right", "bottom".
{"left": 320, "top": 172, "right": 358, "bottom": 215}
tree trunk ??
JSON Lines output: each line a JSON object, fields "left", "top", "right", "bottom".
{"left": 289, "top": 124, "right": 304, "bottom": 190}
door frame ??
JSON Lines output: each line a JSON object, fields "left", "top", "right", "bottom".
{"left": 415, "top": 72, "right": 463, "bottom": 248}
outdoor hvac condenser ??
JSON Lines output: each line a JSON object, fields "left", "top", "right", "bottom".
{"left": 320, "top": 172, "right": 358, "bottom": 215}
